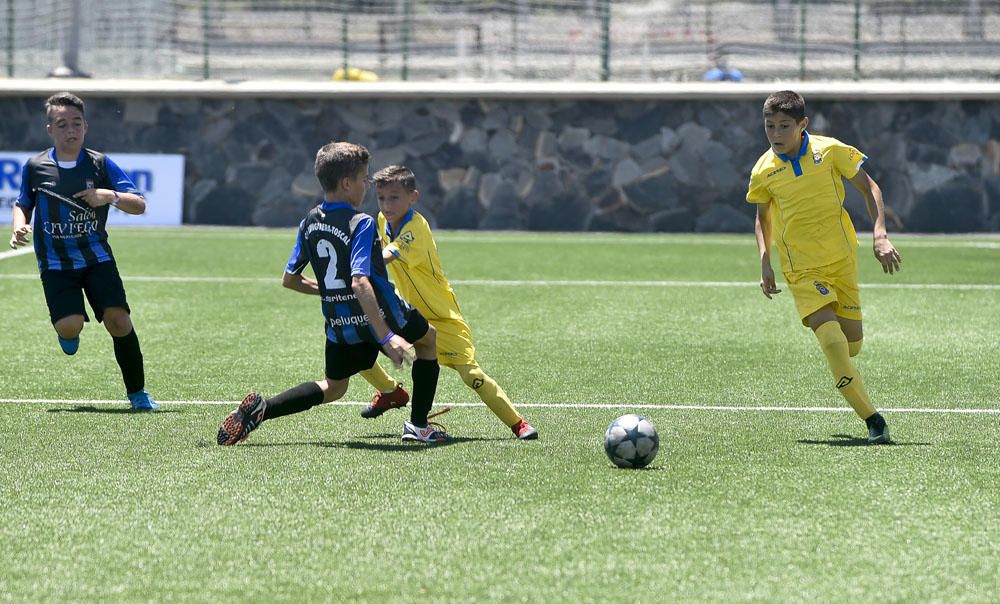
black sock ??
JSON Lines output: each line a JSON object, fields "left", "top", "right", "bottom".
{"left": 112, "top": 328, "right": 144, "bottom": 394}
{"left": 410, "top": 358, "right": 439, "bottom": 426}
{"left": 263, "top": 382, "right": 325, "bottom": 420}
{"left": 865, "top": 412, "right": 886, "bottom": 429}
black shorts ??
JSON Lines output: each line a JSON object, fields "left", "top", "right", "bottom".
{"left": 40, "top": 260, "right": 130, "bottom": 324}
{"left": 324, "top": 310, "right": 430, "bottom": 380}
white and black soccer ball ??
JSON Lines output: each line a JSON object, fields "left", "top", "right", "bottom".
{"left": 604, "top": 414, "right": 659, "bottom": 469}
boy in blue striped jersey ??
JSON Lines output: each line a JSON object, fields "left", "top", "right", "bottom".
{"left": 9, "top": 92, "right": 156, "bottom": 410}
{"left": 217, "top": 141, "right": 449, "bottom": 445}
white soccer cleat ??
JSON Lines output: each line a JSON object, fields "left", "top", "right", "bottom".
{"left": 401, "top": 420, "right": 450, "bottom": 443}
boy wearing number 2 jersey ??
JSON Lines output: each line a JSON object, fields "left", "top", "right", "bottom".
{"left": 217, "top": 142, "right": 449, "bottom": 445}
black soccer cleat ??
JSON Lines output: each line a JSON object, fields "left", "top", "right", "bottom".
{"left": 865, "top": 412, "right": 892, "bottom": 445}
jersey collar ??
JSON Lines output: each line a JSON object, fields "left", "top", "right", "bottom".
{"left": 775, "top": 130, "right": 810, "bottom": 177}
{"left": 320, "top": 200, "right": 353, "bottom": 211}
{"left": 48, "top": 148, "right": 85, "bottom": 164}
{"left": 385, "top": 208, "right": 415, "bottom": 241}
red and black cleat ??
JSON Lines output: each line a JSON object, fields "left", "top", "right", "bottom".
{"left": 360, "top": 385, "right": 410, "bottom": 419}
{"left": 217, "top": 392, "right": 267, "bottom": 446}
{"left": 512, "top": 419, "right": 539, "bottom": 440}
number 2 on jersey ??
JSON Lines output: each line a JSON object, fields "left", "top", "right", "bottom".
{"left": 315, "top": 239, "right": 348, "bottom": 290}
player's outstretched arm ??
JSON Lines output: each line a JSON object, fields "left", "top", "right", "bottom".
{"left": 755, "top": 203, "right": 781, "bottom": 299}
{"left": 352, "top": 275, "right": 412, "bottom": 368}
{"left": 282, "top": 271, "right": 321, "bottom": 295}
{"left": 9, "top": 205, "right": 32, "bottom": 249}
{"left": 849, "top": 169, "right": 901, "bottom": 274}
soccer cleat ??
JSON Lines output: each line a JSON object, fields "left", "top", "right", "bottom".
{"left": 401, "top": 420, "right": 450, "bottom": 443}
{"left": 58, "top": 336, "right": 80, "bottom": 356}
{"left": 511, "top": 419, "right": 538, "bottom": 440}
{"left": 360, "top": 384, "right": 410, "bottom": 419}
{"left": 217, "top": 392, "right": 267, "bottom": 446}
{"left": 127, "top": 389, "right": 158, "bottom": 411}
{"left": 865, "top": 412, "right": 892, "bottom": 445}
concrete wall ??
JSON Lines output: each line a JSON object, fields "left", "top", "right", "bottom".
{"left": 2, "top": 80, "right": 999, "bottom": 232}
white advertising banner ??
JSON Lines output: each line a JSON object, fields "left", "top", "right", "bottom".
{"left": 0, "top": 151, "right": 185, "bottom": 226}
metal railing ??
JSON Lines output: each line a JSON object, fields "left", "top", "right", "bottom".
{"left": 3, "top": 0, "right": 999, "bottom": 82}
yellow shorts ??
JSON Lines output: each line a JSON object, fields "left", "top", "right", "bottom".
{"left": 431, "top": 316, "right": 477, "bottom": 366}
{"left": 785, "top": 254, "right": 862, "bottom": 326}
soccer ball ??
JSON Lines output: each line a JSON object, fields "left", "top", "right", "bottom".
{"left": 604, "top": 414, "right": 659, "bottom": 469}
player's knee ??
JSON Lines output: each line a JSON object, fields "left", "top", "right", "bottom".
{"left": 319, "top": 378, "right": 349, "bottom": 402}
{"left": 103, "top": 308, "right": 133, "bottom": 337}
{"left": 807, "top": 306, "right": 838, "bottom": 332}
{"left": 848, "top": 339, "right": 863, "bottom": 357}
{"left": 54, "top": 315, "right": 84, "bottom": 339}
{"left": 414, "top": 325, "right": 437, "bottom": 358}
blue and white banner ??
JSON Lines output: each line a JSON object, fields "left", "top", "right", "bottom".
{"left": 0, "top": 151, "right": 185, "bottom": 226}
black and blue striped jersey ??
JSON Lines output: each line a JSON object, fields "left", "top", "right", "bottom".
{"left": 16, "top": 148, "right": 142, "bottom": 272}
{"left": 285, "top": 200, "right": 415, "bottom": 345}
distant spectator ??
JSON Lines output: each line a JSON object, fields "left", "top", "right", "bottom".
{"left": 333, "top": 66, "right": 378, "bottom": 81}
{"left": 703, "top": 53, "right": 744, "bottom": 82}
{"left": 703, "top": 63, "right": 744, "bottom": 81}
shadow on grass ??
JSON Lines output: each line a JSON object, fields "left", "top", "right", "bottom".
{"left": 324, "top": 434, "right": 491, "bottom": 451}
{"left": 196, "top": 440, "right": 328, "bottom": 449}
{"left": 46, "top": 406, "right": 180, "bottom": 414}
{"left": 205, "top": 434, "right": 497, "bottom": 451}
{"left": 797, "top": 434, "right": 931, "bottom": 447}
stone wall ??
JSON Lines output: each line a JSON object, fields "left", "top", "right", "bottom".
{"left": 2, "top": 85, "right": 999, "bottom": 232}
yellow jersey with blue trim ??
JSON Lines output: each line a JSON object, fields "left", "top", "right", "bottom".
{"left": 378, "top": 209, "right": 464, "bottom": 322}
{"left": 746, "top": 132, "right": 866, "bottom": 272}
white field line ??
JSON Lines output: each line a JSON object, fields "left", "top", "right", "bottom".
{"left": 435, "top": 236, "right": 1000, "bottom": 249}
{"left": 0, "top": 247, "right": 34, "bottom": 260}
{"left": 0, "top": 272, "right": 997, "bottom": 290}
{"left": 7, "top": 228, "right": 999, "bottom": 248}
{"left": 451, "top": 279, "right": 1000, "bottom": 291}
{"left": 0, "top": 399, "right": 997, "bottom": 414}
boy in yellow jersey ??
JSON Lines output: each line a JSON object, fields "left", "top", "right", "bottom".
{"left": 747, "top": 90, "right": 902, "bottom": 444}
{"left": 357, "top": 165, "right": 539, "bottom": 440}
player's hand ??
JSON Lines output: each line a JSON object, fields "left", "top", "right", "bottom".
{"left": 382, "top": 334, "right": 415, "bottom": 369}
{"left": 73, "top": 187, "right": 114, "bottom": 208}
{"left": 9, "top": 225, "right": 32, "bottom": 249}
{"left": 760, "top": 262, "right": 781, "bottom": 299}
{"left": 873, "top": 236, "right": 901, "bottom": 274}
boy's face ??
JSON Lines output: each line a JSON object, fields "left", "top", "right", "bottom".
{"left": 339, "top": 167, "right": 371, "bottom": 207}
{"left": 764, "top": 111, "right": 808, "bottom": 156}
{"left": 46, "top": 105, "right": 88, "bottom": 153}
{"left": 376, "top": 182, "right": 418, "bottom": 225}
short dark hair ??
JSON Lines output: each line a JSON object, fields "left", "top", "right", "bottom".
{"left": 314, "top": 142, "right": 370, "bottom": 193}
{"left": 45, "top": 92, "right": 85, "bottom": 121}
{"left": 372, "top": 165, "right": 417, "bottom": 192}
{"left": 763, "top": 90, "right": 806, "bottom": 122}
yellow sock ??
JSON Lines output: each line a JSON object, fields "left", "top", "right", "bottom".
{"left": 815, "top": 322, "right": 876, "bottom": 419}
{"left": 358, "top": 362, "right": 399, "bottom": 393}
{"left": 454, "top": 363, "right": 521, "bottom": 427}
{"left": 848, "top": 339, "right": 863, "bottom": 357}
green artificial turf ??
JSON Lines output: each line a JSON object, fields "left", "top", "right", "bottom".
{"left": 1, "top": 229, "right": 998, "bottom": 602}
